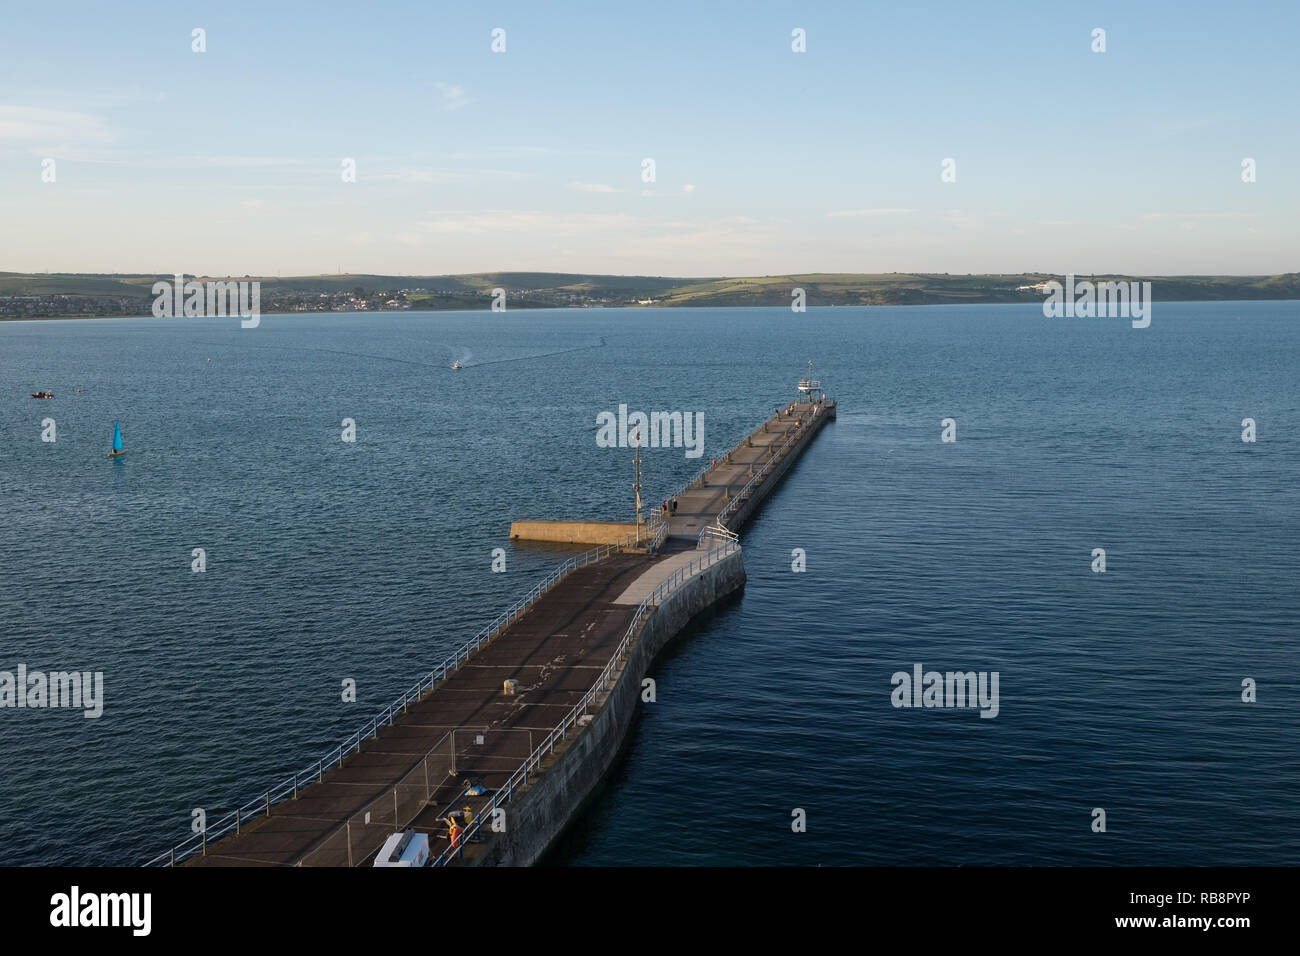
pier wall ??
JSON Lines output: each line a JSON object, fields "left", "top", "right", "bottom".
{"left": 510, "top": 519, "right": 647, "bottom": 545}
{"left": 467, "top": 547, "right": 747, "bottom": 866}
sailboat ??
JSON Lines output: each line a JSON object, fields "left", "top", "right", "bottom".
{"left": 107, "top": 421, "right": 125, "bottom": 458}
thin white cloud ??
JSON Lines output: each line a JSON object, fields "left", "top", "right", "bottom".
{"left": 1142, "top": 212, "right": 1261, "bottom": 221}
{"left": 434, "top": 83, "right": 471, "bottom": 111}
{"left": 826, "top": 207, "right": 916, "bottom": 218}
{"left": 199, "top": 156, "right": 306, "bottom": 168}
{"left": 371, "top": 167, "right": 528, "bottom": 184}
{"left": 406, "top": 210, "right": 639, "bottom": 238}
{"left": 17, "top": 150, "right": 306, "bottom": 168}
{"left": 5, "top": 87, "right": 167, "bottom": 110}
{"left": 0, "top": 105, "right": 112, "bottom": 146}
{"left": 639, "top": 186, "right": 699, "bottom": 199}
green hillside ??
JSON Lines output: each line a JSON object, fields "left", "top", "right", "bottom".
{"left": 3, "top": 270, "right": 1297, "bottom": 318}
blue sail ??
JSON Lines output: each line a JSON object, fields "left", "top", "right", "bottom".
{"left": 112, "top": 421, "right": 123, "bottom": 452}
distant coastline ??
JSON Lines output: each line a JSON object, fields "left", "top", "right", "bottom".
{"left": 2, "top": 270, "right": 1297, "bottom": 319}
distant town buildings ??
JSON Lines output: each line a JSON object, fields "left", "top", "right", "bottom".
{"left": 0, "top": 285, "right": 645, "bottom": 318}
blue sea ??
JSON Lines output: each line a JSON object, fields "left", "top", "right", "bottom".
{"left": 1, "top": 302, "right": 1297, "bottom": 866}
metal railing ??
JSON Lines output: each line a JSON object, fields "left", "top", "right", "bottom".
{"left": 636, "top": 513, "right": 667, "bottom": 552}
{"left": 431, "top": 537, "right": 742, "bottom": 866}
{"left": 659, "top": 401, "right": 826, "bottom": 524}
{"left": 145, "top": 534, "right": 635, "bottom": 867}
{"left": 698, "top": 521, "right": 739, "bottom": 547}
{"left": 295, "top": 731, "right": 455, "bottom": 867}
{"left": 295, "top": 725, "right": 539, "bottom": 867}
{"left": 696, "top": 422, "right": 804, "bottom": 547}
{"left": 648, "top": 514, "right": 670, "bottom": 552}
{"left": 656, "top": 420, "right": 763, "bottom": 510}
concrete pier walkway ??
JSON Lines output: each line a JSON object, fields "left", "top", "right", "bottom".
{"left": 170, "top": 395, "right": 834, "bottom": 867}
{"left": 664, "top": 398, "right": 834, "bottom": 542}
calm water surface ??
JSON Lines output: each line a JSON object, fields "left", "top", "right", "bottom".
{"left": 1, "top": 302, "right": 1296, "bottom": 865}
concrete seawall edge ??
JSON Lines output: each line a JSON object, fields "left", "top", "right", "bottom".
{"left": 467, "top": 548, "right": 747, "bottom": 866}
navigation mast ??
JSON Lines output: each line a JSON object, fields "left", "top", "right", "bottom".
{"left": 633, "top": 427, "right": 644, "bottom": 529}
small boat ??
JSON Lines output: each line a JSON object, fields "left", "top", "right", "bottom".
{"left": 31, "top": 390, "right": 54, "bottom": 399}
{"left": 451, "top": 361, "right": 462, "bottom": 370}
{"left": 107, "top": 420, "right": 125, "bottom": 458}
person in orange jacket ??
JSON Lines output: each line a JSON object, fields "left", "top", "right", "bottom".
{"left": 444, "top": 815, "right": 463, "bottom": 849}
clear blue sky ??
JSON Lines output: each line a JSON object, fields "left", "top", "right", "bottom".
{"left": 1, "top": 0, "right": 1295, "bottom": 276}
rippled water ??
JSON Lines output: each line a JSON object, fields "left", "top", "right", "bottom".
{"left": 2, "top": 302, "right": 1297, "bottom": 865}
